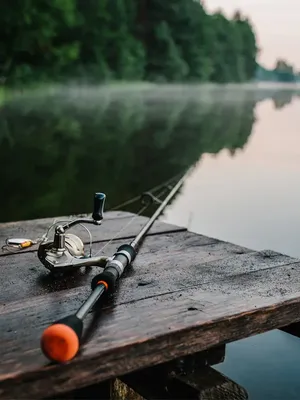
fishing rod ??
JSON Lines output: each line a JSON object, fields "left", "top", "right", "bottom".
{"left": 40, "top": 169, "right": 190, "bottom": 364}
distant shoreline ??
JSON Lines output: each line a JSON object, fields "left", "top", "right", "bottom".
{"left": 1, "top": 81, "right": 300, "bottom": 107}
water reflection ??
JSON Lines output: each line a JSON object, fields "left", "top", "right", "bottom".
{"left": 162, "top": 91, "right": 300, "bottom": 259}
{"left": 215, "top": 331, "right": 300, "bottom": 400}
{"left": 271, "top": 89, "right": 300, "bottom": 110}
{"left": 0, "top": 85, "right": 299, "bottom": 223}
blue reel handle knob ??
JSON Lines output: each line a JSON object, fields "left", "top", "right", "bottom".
{"left": 92, "top": 193, "right": 106, "bottom": 221}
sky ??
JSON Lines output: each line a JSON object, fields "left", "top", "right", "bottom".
{"left": 205, "top": 0, "right": 300, "bottom": 70}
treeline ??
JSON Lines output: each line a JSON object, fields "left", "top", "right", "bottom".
{"left": 0, "top": 1, "right": 258, "bottom": 86}
{"left": 256, "top": 60, "right": 300, "bottom": 83}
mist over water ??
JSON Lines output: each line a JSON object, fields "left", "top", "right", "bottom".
{"left": 1, "top": 83, "right": 300, "bottom": 399}
{"left": 1, "top": 83, "right": 299, "bottom": 224}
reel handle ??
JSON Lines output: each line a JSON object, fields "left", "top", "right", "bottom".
{"left": 92, "top": 192, "right": 106, "bottom": 221}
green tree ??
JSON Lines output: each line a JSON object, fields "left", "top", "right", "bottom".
{"left": 0, "top": 0, "right": 79, "bottom": 84}
{"left": 169, "top": 0, "right": 215, "bottom": 81}
{"left": 1, "top": 0, "right": 262, "bottom": 85}
{"left": 209, "top": 12, "right": 234, "bottom": 82}
{"left": 233, "top": 11, "right": 257, "bottom": 80}
{"left": 104, "top": 0, "right": 145, "bottom": 80}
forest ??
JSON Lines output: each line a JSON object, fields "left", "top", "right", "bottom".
{"left": 1, "top": 0, "right": 259, "bottom": 86}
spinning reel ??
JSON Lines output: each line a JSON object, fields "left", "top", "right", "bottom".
{"left": 38, "top": 193, "right": 110, "bottom": 273}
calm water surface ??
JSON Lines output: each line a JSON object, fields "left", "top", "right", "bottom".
{"left": 163, "top": 92, "right": 300, "bottom": 400}
{"left": 1, "top": 85, "right": 300, "bottom": 399}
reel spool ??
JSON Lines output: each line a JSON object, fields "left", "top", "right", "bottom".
{"left": 38, "top": 232, "right": 86, "bottom": 273}
{"left": 64, "top": 233, "right": 85, "bottom": 257}
{"left": 38, "top": 193, "right": 109, "bottom": 273}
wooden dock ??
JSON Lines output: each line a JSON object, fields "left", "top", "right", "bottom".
{"left": 1, "top": 211, "right": 300, "bottom": 399}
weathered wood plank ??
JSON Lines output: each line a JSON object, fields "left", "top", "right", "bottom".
{"left": 175, "top": 367, "right": 248, "bottom": 400}
{"left": 1, "top": 230, "right": 294, "bottom": 305}
{"left": 127, "top": 345, "right": 226, "bottom": 377}
{"left": 0, "top": 232, "right": 295, "bottom": 305}
{"left": 113, "top": 379, "right": 143, "bottom": 400}
{"left": 0, "top": 213, "right": 186, "bottom": 257}
{"left": 0, "top": 231, "right": 216, "bottom": 304}
{"left": 1, "top": 260, "right": 300, "bottom": 399}
{"left": 116, "top": 365, "right": 248, "bottom": 400}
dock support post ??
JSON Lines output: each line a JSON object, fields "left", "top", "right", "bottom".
{"left": 112, "top": 345, "right": 248, "bottom": 400}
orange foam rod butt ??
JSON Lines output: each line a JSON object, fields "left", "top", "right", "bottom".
{"left": 41, "top": 315, "right": 83, "bottom": 363}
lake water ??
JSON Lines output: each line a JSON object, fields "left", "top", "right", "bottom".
{"left": 1, "top": 84, "right": 300, "bottom": 399}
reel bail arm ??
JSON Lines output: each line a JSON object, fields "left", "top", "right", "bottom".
{"left": 38, "top": 193, "right": 109, "bottom": 272}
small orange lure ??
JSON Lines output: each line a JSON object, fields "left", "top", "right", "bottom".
{"left": 5, "top": 238, "right": 35, "bottom": 249}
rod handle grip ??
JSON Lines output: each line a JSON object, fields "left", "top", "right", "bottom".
{"left": 41, "top": 315, "right": 83, "bottom": 363}
{"left": 92, "top": 192, "right": 106, "bottom": 221}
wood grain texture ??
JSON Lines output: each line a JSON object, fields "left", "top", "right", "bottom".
{"left": 1, "top": 257, "right": 300, "bottom": 399}
{"left": 0, "top": 230, "right": 216, "bottom": 303}
{"left": 176, "top": 367, "right": 248, "bottom": 400}
{"left": 1, "top": 230, "right": 292, "bottom": 305}
{"left": 113, "top": 379, "right": 144, "bottom": 400}
{"left": 0, "top": 212, "right": 186, "bottom": 257}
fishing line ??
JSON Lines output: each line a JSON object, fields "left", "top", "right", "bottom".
{"left": 91, "top": 184, "right": 170, "bottom": 257}
{"left": 2, "top": 170, "right": 186, "bottom": 255}
{"left": 91, "top": 205, "right": 148, "bottom": 257}
{"left": 108, "top": 171, "right": 182, "bottom": 211}
{"left": 78, "top": 223, "right": 93, "bottom": 257}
